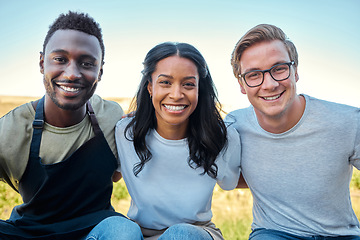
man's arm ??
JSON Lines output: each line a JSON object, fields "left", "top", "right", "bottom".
{"left": 236, "top": 173, "right": 248, "bottom": 188}
{"left": 112, "top": 171, "right": 122, "bottom": 182}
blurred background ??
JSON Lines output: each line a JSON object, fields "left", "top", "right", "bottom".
{"left": 1, "top": 1, "right": 360, "bottom": 238}
{"left": 1, "top": 0, "right": 359, "bottom": 112}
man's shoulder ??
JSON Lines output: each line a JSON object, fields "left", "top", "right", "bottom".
{"left": 305, "top": 94, "right": 358, "bottom": 115}
{"left": 223, "top": 107, "right": 253, "bottom": 132}
{"left": 115, "top": 116, "right": 133, "bottom": 131}
{"left": 225, "top": 106, "right": 252, "bottom": 121}
{"left": 0, "top": 102, "right": 34, "bottom": 126}
{"left": 0, "top": 102, "right": 34, "bottom": 159}
{"left": 89, "top": 94, "right": 124, "bottom": 127}
{"left": 89, "top": 95, "right": 124, "bottom": 115}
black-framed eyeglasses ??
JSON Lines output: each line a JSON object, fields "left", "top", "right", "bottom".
{"left": 239, "top": 61, "right": 295, "bottom": 87}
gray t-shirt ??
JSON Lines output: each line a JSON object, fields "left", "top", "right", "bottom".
{"left": 225, "top": 94, "right": 360, "bottom": 237}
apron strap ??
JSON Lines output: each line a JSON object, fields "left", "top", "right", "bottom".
{"left": 86, "top": 101, "right": 102, "bottom": 136}
{"left": 29, "top": 98, "right": 102, "bottom": 159}
{"left": 29, "top": 96, "right": 45, "bottom": 159}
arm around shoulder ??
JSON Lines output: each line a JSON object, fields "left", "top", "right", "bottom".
{"left": 90, "top": 95, "right": 124, "bottom": 124}
{"left": 216, "top": 126, "right": 242, "bottom": 190}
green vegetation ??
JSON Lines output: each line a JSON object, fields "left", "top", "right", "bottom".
{"left": 0, "top": 183, "right": 22, "bottom": 218}
{"left": 351, "top": 170, "right": 360, "bottom": 190}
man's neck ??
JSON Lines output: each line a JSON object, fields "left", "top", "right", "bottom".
{"left": 44, "top": 107, "right": 87, "bottom": 128}
{"left": 32, "top": 97, "right": 87, "bottom": 128}
{"left": 256, "top": 95, "right": 306, "bottom": 134}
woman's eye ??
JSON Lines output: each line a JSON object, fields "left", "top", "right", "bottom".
{"left": 159, "top": 80, "right": 171, "bottom": 85}
{"left": 184, "top": 82, "right": 196, "bottom": 87}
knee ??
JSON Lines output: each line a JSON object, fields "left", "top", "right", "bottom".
{"left": 91, "top": 216, "right": 143, "bottom": 239}
{"left": 108, "top": 216, "right": 142, "bottom": 237}
{"left": 160, "top": 223, "right": 209, "bottom": 239}
{"left": 249, "top": 228, "right": 291, "bottom": 240}
{"left": 165, "top": 223, "right": 191, "bottom": 234}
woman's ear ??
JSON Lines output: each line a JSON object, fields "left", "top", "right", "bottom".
{"left": 147, "top": 80, "right": 152, "bottom": 97}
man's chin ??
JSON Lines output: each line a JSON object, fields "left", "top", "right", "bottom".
{"left": 57, "top": 103, "right": 84, "bottom": 111}
{"left": 46, "top": 87, "right": 95, "bottom": 111}
{"left": 51, "top": 96, "right": 88, "bottom": 111}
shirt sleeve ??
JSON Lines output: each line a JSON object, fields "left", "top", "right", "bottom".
{"left": 114, "top": 118, "right": 132, "bottom": 173}
{"left": 351, "top": 108, "right": 360, "bottom": 169}
{"left": 216, "top": 126, "right": 241, "bottom": 190}
{"left": 0, "top": 103, "right": 34, "bottom": 191}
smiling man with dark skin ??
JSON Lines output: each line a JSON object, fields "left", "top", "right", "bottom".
{"left": 0, "top": 11, "right": 143, "bottom": 239}
{"left": 41, "top": 29, "right": 102, "bottom": 126}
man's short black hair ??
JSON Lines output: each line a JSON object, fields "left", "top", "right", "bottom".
{"left": 43, "top": 11, "right": 105, "bottom": 63}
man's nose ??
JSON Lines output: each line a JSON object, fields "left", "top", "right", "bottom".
{"left": 63, "top": 61, "right": 81, "bottom": 80}
{"left": 261, "top": 71, "right": 279, "bottom": 90}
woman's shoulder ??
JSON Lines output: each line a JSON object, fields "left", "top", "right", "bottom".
{"left": 226, "top": 125, "right": 240, "bottom": 141}
{"left": 115, "top": 116, "right": 134, "bottom": 133}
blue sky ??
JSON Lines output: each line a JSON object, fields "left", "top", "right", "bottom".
{"left": 1, "top": 0, "right": 359, "bottom": 111}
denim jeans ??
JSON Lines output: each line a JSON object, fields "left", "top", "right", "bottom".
{"left": 83, "top": 216, "right": 143, "bottom": 240}
{"left": 158, "top": 223, "right": 213, "bottom": 240}
{"left": 249, "top": 228, "right": 360, "bottom": 240}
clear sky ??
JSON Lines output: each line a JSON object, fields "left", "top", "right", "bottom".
{"left": 1, "top": 0, "right": 359, "bottom": 111}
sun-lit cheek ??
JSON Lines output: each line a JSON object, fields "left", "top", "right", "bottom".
{"left": 43, "top": 74, "right": 53, "bottom": 86}
{"left": 43, "top": 64, "right": 64, "bottom": 79}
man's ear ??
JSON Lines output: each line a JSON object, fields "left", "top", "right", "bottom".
{"left": 98, "top": 67, "right": 103, "bottom": 82}
{"left": 294, "top": 68, "right": 299, "bottom": 82}
{"left": 39, "top": 52, "right": 44, "bottom": 74}
{"left": 238, "top": 78, "right": 247, "bottom": 95}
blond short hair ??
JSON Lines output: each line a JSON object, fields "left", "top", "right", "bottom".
{"left": 231, "top": 24, "right": 298, "bottom": 79}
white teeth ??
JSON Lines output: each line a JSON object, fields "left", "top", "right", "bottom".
{"left": 59, "top": 86, "right": 80, "bottom": 92}
{"left": 263, "top": 94, "right": 281, "bottom": 100}
{"left": 164, "top": 105, "right": 186, "bottom": 111}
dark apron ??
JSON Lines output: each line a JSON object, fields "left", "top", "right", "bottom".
{"left": 0, "top": 96, "right": 124, "bottom": 239}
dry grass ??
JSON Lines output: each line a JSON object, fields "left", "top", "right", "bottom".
{"left": 0, "top": 95, "right": 133, "bottom": 117}
{"left": 0, "top": 96, "right": 38, "bottom": 117}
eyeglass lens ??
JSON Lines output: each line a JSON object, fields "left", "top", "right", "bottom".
{"left": 244, "top": 63, "right": 291, "bottom": 87}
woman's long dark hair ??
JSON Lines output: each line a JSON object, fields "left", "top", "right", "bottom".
{"left": 125, "top": 42, "right": 227, "bottom": 178}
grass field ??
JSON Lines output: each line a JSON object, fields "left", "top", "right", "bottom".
{"left": 1, "top": 95, "right": 360, "bottom": 239}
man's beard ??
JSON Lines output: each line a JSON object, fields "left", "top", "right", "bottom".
{"left": 43, "top": 78, "right": 97, "bottom": 111}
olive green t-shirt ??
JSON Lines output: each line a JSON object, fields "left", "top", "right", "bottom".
{"left": 0, "top": 94, "right": 123, "bottom": 191}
